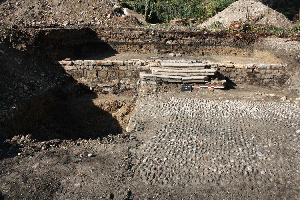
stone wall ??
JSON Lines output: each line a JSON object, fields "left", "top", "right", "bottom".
{"left": 218, "top": 63, "right": 288, "bottom": 86}
{"left": 57, "top": 58, "right": 287, "bottom": 93}
{"left": 56, "top": 59, "right": 150, "bottom": 95}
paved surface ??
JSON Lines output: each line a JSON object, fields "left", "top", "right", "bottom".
{"left": 1, "top": 88, "right": 300, "bottom": 199}
{"left": 129, "top": 93, "right": 300, "bottom": 198}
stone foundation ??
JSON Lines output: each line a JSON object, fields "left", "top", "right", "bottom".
{"left": 56, "top": 58, "right": 287, "bottom": 94}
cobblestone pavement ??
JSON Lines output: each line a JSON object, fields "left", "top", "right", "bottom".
{"left": 129, "top": 93, "right": 300, "bottom": 198}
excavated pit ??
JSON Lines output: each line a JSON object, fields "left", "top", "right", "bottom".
{"left": 1, "top": 27, "right": 297, "bottom": 141}
{"left": 1, "top": 27, "right": 300, "bottom": 199}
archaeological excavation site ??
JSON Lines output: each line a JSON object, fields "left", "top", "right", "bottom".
{"left": 0, "top": 0, "right": 300, "bottom": 199}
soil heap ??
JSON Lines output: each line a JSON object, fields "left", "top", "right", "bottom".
{"left": 0, "top": 0, "right": 140, "bottom": 28}
{"left": 198, "top": 0, "right": 293, "bottom": 29}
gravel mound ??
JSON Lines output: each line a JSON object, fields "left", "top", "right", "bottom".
{"left": 129, "top": 95, "right": 300, "bottom": 197}
{"left": 198, "top": 0, "right": 293, "bottom": 29}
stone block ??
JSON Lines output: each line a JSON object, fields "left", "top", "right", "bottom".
{"left": 73, "top": 60, "right": 83, "bottom": 66}
{"left": 86, "top": 70, "right": 97, "bottom": 78}
{"left": 125, "top": 71, "right": 132, "bottom": 77}
{"left": 97, "top": 70, "right": 107, "bottom": 78}
{"left": 59, "top": 60, "right": 73, "bottom": 65}
{"left": 95, "top": 66, "right": 103, "bottom": 70}
{"left": 68, "top": 70, "right": 83, "bottom": 79}
{"left": 83, "top": 60, "right": 95, "bottom": 66}
{"left": 100, "top": 61, "right": 113, "bottom": 66}
{"left": 108, "top": 70, "right": 118, "bottom": 79}
{"left": 64, "top": 65, "right": 77, "bottom": 70}
{"left": 118, "top": 71, "right": 126, "bottom": 79}
{"left": 132, "top": 71, "right": 140, "bottom": 78}
{"left": 119, "top": 65, "right": 129, "bottom": 70}
{"left": 113, "top": 61, "right": 125, "bottom": 66}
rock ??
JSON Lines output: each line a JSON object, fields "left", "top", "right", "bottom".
{"left": 112, "top": 5, "right": 123, "bottom": 14}
{"left": 123, "top": 8, "right": 147, "bottom": 25}
{"left": 281, "top": 96, "right": 287, "bottom": 101}
{"left": 169, "top": 18, "right": 187, "bottom": 27}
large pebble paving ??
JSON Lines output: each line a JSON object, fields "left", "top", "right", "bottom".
{"left": 129, "top": 95, "right": 300, "bottom": 189}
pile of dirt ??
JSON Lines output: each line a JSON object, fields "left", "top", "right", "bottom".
{"left": 198, "top": 0, "right": 294, "bottom": 29}
{"left": 0, "top": 0, "right": 141, "bottom": 28}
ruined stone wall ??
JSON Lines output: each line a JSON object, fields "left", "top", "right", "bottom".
{"left": 218, "top": 63, "right": 288, "bottom": 86}
{"left": 56, "top": 59, "right": 150, "bottom": 95}
{"left": 57, "top": 58, "right": 287, "bottom": 93}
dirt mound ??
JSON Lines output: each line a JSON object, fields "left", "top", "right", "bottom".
{"left": 0, "top": 0, "right": 140, "bottom": 28}
{"left": 198, "top": 0, "right": 293, "bottom": 29}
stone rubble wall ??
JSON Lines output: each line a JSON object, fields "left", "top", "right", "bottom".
{"left": 56, "top": 59, "right": 151, "bottom": 94}
{"left": 218, "top": 63, "right": 287, "bottom": 86}
{"left": 56, "top": 58, "right": 287, "bottom": 94}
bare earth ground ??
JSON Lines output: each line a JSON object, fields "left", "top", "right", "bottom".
{"left": 1, "top": 83, "right": 300, "bottom": 199}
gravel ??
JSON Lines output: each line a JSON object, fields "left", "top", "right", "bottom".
{"left": 0, "top": 0, "right": 140, "bottom": 28}
{"left": 198, "top": 0, "right": 293, "bottom": 29}
{"left": 129, "top": 94, "right": 300, "bottom": 197}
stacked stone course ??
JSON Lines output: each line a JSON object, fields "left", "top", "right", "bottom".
{"left": 56, "top": 59, "right": 150, "bottom": 94}
{"left": 56, "top": 57, "right": 287, "bottom": 94}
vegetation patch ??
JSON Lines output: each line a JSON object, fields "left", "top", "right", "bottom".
{"left": 120, "top": 0, "right": 299, "bottom": 24}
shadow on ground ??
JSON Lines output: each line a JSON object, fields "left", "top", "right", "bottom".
{"left": 0, "top": 32, "right": 123, "bottom": 160}
{"left": 3, "top": 85, "right": 123, "bottom": 141}
{"left": 74, "top": 41, "right": 118, "bottom": 60}
{"left": 0, "top": 191, "right": 4, "bottom": 200}
{"left": 224, "top": 76, "right": 237, "bottom": 90}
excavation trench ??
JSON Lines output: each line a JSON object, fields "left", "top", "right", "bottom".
{"left": 1, "top": 27, "right": 293, "bottom": 141}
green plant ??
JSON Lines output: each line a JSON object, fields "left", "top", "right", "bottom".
{"left": 208, "top": 21, "right": 222, "bottom": 29}
{"left": 120, "top": 0, "right": 237, "bottom": 24}
{"left": 292, "top": 24, "right": 300, "bottom": 32}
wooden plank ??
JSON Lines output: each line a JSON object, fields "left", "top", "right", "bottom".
{"left": 182, "top": 76, "right": 207, "bottom": 80}
{"left": 152, "top": 68, "right": 216, "bottom": 76}
{"left": 152, "top": 68, "right": 217, "bottom": 73}
{"left": 152, "top": 72, "right": 215, "bottom": 76}
{"left": 183, "top": 80, "right": 206, "bottom": 83}
{"left": 156, "top": 75, "right": 183, "bottom": 79}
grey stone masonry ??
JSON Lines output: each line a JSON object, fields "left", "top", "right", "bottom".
{"left": 55, "top": 58, "right": 287, "bottom": 94}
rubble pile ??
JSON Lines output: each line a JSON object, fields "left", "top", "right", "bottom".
{"left": 0, "top": 0, "right": 141, "bottom": 29}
